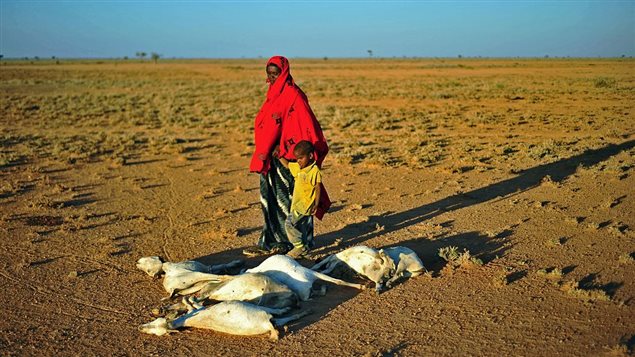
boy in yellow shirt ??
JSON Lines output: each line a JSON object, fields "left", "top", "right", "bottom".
{"left": 278, "top": 140, "right": 322, "bottom": 259}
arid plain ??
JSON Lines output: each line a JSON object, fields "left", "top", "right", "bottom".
{"left": 1, "top": 58, "right": 634, "bottom": 356}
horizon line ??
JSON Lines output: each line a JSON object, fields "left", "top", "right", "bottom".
{"left": 2, "top": 55, "right": 634, "bottom": 61}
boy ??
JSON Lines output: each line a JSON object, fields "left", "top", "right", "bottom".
{"left": 278, "top": 140, "right": 322, "bottom": 258}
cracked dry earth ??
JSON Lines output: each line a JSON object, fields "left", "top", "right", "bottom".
{"left": 1, "top": 59, "right": 634, "bottom": 356}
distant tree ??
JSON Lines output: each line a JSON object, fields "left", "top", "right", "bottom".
{"left": 34, "top": 56, "right": 39, "bottom": 61}
{"left": 367, "top": 49, "right": 373, "bottom": 58}
{"left": 51, "top": 56, "right": 56, "bottom": 59}
{"left": 151, "top": 52, "right": 160, "bottom": 63}
{"left": 0, "top": 55, "right": 3, "bottom": 61}
{"left": 323, "top": 56, "right": 328, "bottom": 61}
{"left": 458, "top": 54, "right": 463, "bottom": 58}
{"left": 136, "top": 51, "right": 147, "bottom": 60}
{"left": 123, "top": 56, "right": 128, "bottom": 60}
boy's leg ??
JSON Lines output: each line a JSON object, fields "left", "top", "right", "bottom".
{"left": 285, "top": 212, "right": 309, "bottom": 258}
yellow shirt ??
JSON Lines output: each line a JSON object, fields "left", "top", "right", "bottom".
{"left": 288, "top": 162, "right": 322, "bottom": 216}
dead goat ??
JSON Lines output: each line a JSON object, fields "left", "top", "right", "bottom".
{"left": 136, "top": 256, "right": 243, "bottom": 278}
{"left": 380, "top": 246, "right": 426, "bottom": 288}
{"left": 194, "top": 272, "right": 299, "bottom": 308}
{"left": 310, "top": 245, "right": 395, "bottom": 292}
{"left": 245, "top": 254, "right": 366, "bottom": 301}
{"left": 139, "top": 300, "right": 310, "bottom": 340}
{"left": 158, "top": 272, "right": 299, "bottom": 315}
{"left": 136, "top": 256, "right": 243, "bottom": 297}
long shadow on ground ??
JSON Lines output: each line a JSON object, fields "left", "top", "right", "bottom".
{"left": 314, "top": 139, "right": 635, "bottom": 255}
{"left": 189, "top": 232, "right": 509, "bottom": 336}
{"left": 189, "top": 139, "right": 633, "bottom": 337}
{"left": 286, "top": 229, "right": 510, "bottom": 333}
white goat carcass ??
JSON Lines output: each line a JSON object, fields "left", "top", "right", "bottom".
{"left": 136, "top": 256, "right": 243, "bottom": 278}
{"left": 245, "top": 255, "right": 366, "bottom": 301}
{"left": 155, "top": 272, "right": 299, "bottom": 317}
{"left": 139, "top": 300, "right": 310, "bottom": 340}
{"left": 379, "top": 246, "right": 426, "bottom": 288}
{"left": 310, "top": 245, "right": 395, "bottom": 292}
{"left": 311, "top": 245, "right": 426, "bottom": 291}
{"left": 136, "top": 256, "right": 165, "bottom": 277}
{"left": 136, "top": 256, "right": 243, "bottom": 297}
{"left": 193, "top": 272, "right": 299, "bottom": 308}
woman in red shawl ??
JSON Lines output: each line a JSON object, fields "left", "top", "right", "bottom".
{"left": 243, "top": 56, "right": 329, "bottom": 256}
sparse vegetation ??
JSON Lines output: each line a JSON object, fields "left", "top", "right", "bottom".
{"left": 438, "top": 246, "right": 483, "bottom": 268}
{"left": 0, "top": 58, "right": 633, "bottom": 355}
{"left": 438, "top": 246, "right": 460, "bottom": 262}
{"left": 493, "top": 268, "right": 511, "bottom": 287}
{"left": 560, "top": 280, "right": 611, "bottom": 302}
{"left": 618, "top": 252, "right": 634, "bottom": 264}
{"left": 546, "top": 237, "right": 564, "bottom": 247}
{"left": 537, "top": 267, "right": 563, "bottom": 280}
{"left": 1, "top": 59, "right": 632, "bottom": 171}
{"left": 593, "top": 76, "right": 616, "bottom": 88}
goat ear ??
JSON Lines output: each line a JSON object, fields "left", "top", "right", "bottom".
{"left": 378, "top": 250, "right": 394, "bottom": 268}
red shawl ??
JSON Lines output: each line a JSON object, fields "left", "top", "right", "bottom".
{"left": 250, "top": 56, "right": 328, "bottom": 173}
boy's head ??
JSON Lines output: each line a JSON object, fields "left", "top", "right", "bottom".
{"left": 293, "top": 140, "right": 314, "bottom": 169}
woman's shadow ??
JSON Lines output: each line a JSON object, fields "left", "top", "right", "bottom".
{"left": 192, "top": 139, "right": 634, "bottom": 336}
{"left": 315, "top": 139, "right": 635, "bottom": 253}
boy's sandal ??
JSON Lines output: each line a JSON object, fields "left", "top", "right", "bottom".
{"left": 286, "top": 246, "right": 309, "bottom": 259}
{"left": 269, "top": 245, "right": 290, "bottom": 255}
{"left": 242, "top": 246, "right": 269, "bottom": 257}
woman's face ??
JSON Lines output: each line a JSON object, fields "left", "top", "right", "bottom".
{"left": 266, "top": 64, "right": 281, "bottom": 85}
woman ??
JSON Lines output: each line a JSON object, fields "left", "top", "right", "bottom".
{"left": 243, "top": 56, "right": 328, "bottom": 256}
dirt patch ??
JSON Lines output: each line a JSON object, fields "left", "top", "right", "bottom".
{"left": 0, "top": 59, "right": 634, "bottom": 356}
{"left": 23, "top": 215, "right": 65, "bottom": 226}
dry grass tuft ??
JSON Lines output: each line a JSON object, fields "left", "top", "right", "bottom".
{"left": 492, "top": 268, "right": 510, "bottom": 287}
{"left": 618, "top": 253, "right": 634, "bottom": 265}
{"left": 536, "top": 267, "right": 563, "bottom": 280}
{"left": 546, "top": 237, "right": 565, "bottom": 247}
{"left": 593, "top": 77, "right": 617, "bottom": 88}
{"left": 202, "top": 226, "right": 238, "bottom": 240}
{"left": 438, "top": 246, "right": 483, "bottom": 269}
{"left": 560, "top": 280, "right": 611, "bottom": 302}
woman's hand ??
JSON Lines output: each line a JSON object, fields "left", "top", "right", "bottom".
{"left": 310, "top": 183, "right": 321, "bottom": 215}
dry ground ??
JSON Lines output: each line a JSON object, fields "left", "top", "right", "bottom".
{"left": 1, "top": 58, "right": 634, "bottom": 356}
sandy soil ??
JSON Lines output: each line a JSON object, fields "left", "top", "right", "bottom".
{"left": 1, "top": 58, "right": 634, "bottom": 356}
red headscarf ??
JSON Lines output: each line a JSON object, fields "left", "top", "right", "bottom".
{"left": 250, "top": 56, "right": 328, "bottom": 174}
{"left": 265, "top": 56, "right": 293, "bottom": 102}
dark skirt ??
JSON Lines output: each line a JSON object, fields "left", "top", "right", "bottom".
{"left": 257, "top": 158, "right": 314, "bottom": 252}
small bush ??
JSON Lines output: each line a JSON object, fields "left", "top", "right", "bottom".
{"left": 546, "top": 237, "right": 564, "bottom": 247}
{"left": 438, "top": 246, "right": 483, "bottom": 268}
{"left": 537, "top": 267, "right": 563, "bottom": 280}
{"left": 438, "top": 246, "right": 460, "bottom": 262}
{"left": 492, "top": 269, "right": 509, "bottom": 287}
{"left": 619, "top": 253, "right": 634, "bottom": 264}
{"left": 593, "top": 77, "right": 616, "bottom": 88}
{"left": 560, "top": 280, "right": 610, "bottom": 302}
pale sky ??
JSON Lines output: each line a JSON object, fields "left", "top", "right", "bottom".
{"left": 1, "top": 0, "right": 634, "bottom": 58}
